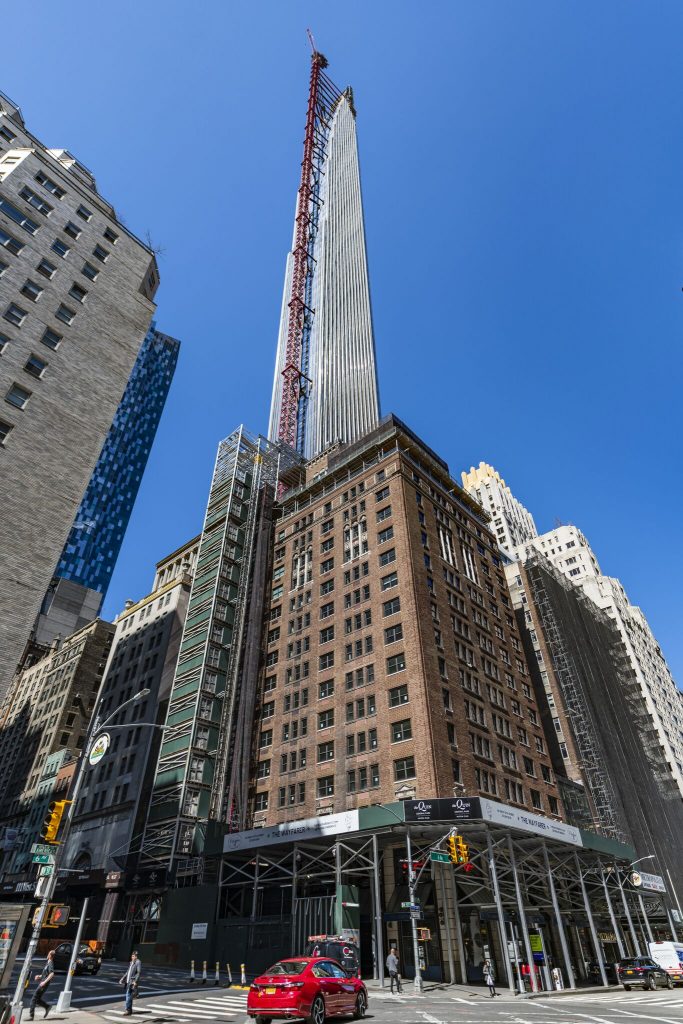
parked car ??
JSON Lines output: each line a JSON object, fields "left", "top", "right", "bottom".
{"left": 648, "top": 941, "right": 683, "bottom": 984}
{"left": 587, "top": 960, "right": 619, "bottom": 983}
{"left": 247, "top": 957, "right": 367, "bottom": 1024}
{"left": 617, "top": 957, "right": 673, "bottom": 991}
{"left": 51, "top": 942, "right": 101, "bottom": 976}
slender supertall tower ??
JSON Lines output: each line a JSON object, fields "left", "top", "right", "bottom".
{"left": 268, "top": 48, "right": 380, "bottom": 459}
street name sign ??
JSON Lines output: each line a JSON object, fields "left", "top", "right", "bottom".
{"left": 430, "top": 851, "right": 450, "bottom": 863}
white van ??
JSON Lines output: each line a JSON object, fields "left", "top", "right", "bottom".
{"left": 648, "top": 942, "right": 683, "bottom": 984}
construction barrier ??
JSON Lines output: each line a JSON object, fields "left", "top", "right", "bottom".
{"left": 202, "top": 960, "right": 207, "bottom": 984}
{"left": 241, "top": 964, "right": 247, "bottom": 987}
{"left": 215, "top": 961, "right": 220, "bottom": 985}
{"left": 189, "top": 960, "right": 195, "bottom": 983}
{"left": 226, "top": 963, "right": 233, "bottom": 987}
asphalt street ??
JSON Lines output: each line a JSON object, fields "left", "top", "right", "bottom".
{"left": 11, "top": 958, "right": 207, "bottom": 1007}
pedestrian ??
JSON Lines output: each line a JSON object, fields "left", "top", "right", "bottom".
{"left": 29, "top": 949, "right": 55, "bottom": 1020}
{"left": 483, "top": 959, "right": 498, "bottom": 997}
{"left": 386, "top": 946, "right": 402, "bottom": 994}
{"left": 551, "top": 966, "right": 563, "bottom": 990}
{"left": 119, "top": 951, "right": 142, "bottom": 1015}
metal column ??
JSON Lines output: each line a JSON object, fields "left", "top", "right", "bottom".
{"left": 507, "top": 836, "right": 538, "bottom": 993}
{"left": 372, "top": 834, "right": 384, "bottom": 988}
{"left": 437, "top": 863, "right": 456, "bottom": 984}
{"left": 617, "top": 876, "right": 641, "bottom": 956}
{"left": 450, "top": 867, "right": 468, "bottom": 984}
{"left": 486, "top": 832, "right": 515, "bottom": 994}
{"left": 575, "top": 855, "right": 607, "bottom": 987}
{"left": 291, "top": 845, "right": 298, "bottom": 955}
{"left": 251, "top": 853, "right": 260, "bottom": 920}
{"left": 602, "top": 871, "right": 626, "bottom": 958}
{"left": 542, "top": 845, "right": 575, "bottom": 990}
{"left": 637, "top": 893, "right": 653, "bottom": 944}
{"left": 405, "top": 827, "right": 424, "bottom": 992}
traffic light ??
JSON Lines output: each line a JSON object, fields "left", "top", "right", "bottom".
{"left": 39, "top": 800, "right": 70, "bottom": 844}
{"left": 456, "top": 837, "right": 469, "bottom": 864}
{"left": 447, "top": 834, "right": 458, "bottom": 864}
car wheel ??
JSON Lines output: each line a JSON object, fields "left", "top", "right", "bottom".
{"left": 666, "top": 977, "right": 674, "bottom": 990}
{"left": 254, "top": 1017, "right": 271, "bottom": 1024}
{"left": 308, "top": 996, "right": 325, "bottom": 1024}
{"left": 353, "top": 993, "right": 366, "bottom": 1020}
{"left": 623, "top": 985, "right": 631, "bottom": 991}
{"left": 648, "top": 975, "right": 656, "bottom": 991}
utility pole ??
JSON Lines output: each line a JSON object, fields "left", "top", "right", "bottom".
{"left": 405, "top": 828, "right": 423, "bottom": 993}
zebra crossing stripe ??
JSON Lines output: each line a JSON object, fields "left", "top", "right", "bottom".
{"left": 155, "top": 1001, "right": 236, "bottom": 1017}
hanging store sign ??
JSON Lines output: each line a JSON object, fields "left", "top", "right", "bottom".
{"left": 88, "top": 733, "right": 110, "bottom": 766}
{"left": 639, "top": 871, "right": 666, "bottom": 893}
{"left": 224, "top": 810, "right": 361, "bottom": 853}
{"left": 403, "top": 798, "right": 481, "bottom": 823}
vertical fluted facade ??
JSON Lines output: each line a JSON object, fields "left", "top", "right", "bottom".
{"left": 268, "top": 94, "right": 380, "bottom": 459}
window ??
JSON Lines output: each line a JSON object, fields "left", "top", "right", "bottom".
{"left": 93, "top": 243, "right": 109, "bottom": 262}
{"left": 103, "top": 226, "right": 119, "bottom": 243}
{"left": 6, "top": 383, "right": 31, "bottom": 409}
{"left": 347, "top": 770, "right": 356, "bottom": 793}
{"left": 387, "top": 652, "right": 406, "bottom": 675}
{"left": 379, "top": 548, "right": 396, "bottom": 567}
{"left": 318, "top": 709, "right": 334, "bottom": 730}
{"left": 81, "top": 260, "right": 99, "bottom": 282}
{"left": 320, "top": 578, "right": 335, "bottom": 596}
{"left": 381, "top": 572, "right": 398, "bottom": 592}
{"left": 530, "top": 790, "right": 542, "bottom": 811}
{"left": 76, "top": 204, "right": 92, "bottom": 221}
{"left": 259, "top": 729, "right": 273, "bottom": 748}
{"left": 317, "top": 776, "right": 334, "bottom": 798}
{"left": 320, "top": 601, "right": 334, "bottom": 619}
{"left": 0, "top": 419, "right": 14, "bottom": 445}
{"left": 317, "top": 741, "right": 334, "bottom": 762}
{"left": 24, "top": 353, "right": 47, "bottom": 379}
{"left": 378, "top": 526, "right": 394, "bottom": 544}
{"left": 69, "top": 282, "right": 87, "bottom": 303}
{"left": 254, "top": 792, "right": 268, "bottom": 811}
{"left": 63, "top": 221, "right": 81, "bottom": 239}
{"left": 319, "top": 680, "right": 334, "bottom": 699}
{"left": 375, "top": 486, "right": 390, "bottom": 502}
{"left": 321, "top": 557, "right": 334, "bottom": 574}
{"left": 21, "top": 279, "right": 42, "bottom": 302}
{"left": 0, "top": 331, "right": 8, "bottom": 353}
{"left": 389, "top": 684, "right": 409, "bottom": 707}
{"left": 19, "top": 186, "right": 53, "bottom": 216}
{"left": 319, "top": 626, "right": 334, "bottom": 644}
{"left": 0, "top": 197, "right": 39, "bottom": 233}
{"left": 382, "top": 597, "right": 400, "bottom": 617}
{"left": 394, "top": 756, "right": 416, "bottom": 781}
{"left": 319, "top": 652, "right": 334, "bottom": 670}
{"left": 4, "top": 303, "right": 27, "bottom": 327}
{"left": 535, "top": 736, "right": 545, "bottom": 754}
{"left": 55, "top": 304, "right": 75, "bottom": 324}
{"left": 0, "top": 227, "right": 23, "bottom": 255}
{"left": 391, "top": 718, "right": 412, "bottom": 742}
{"left": 41, "top": 327, "right": 62, "bottom": 350}
{"left": 51, "top": 237, "right": 70, "bottom": 258}
{"left": 549, "top": 795, "right": 559, "bottom": 815}
{"left": 0, "top": 126, "right": 17, "bottom": 142}
{"left": 36, "top": 257, "right": 56, "bottom": 279}
{"left": 35, "top": 171, "right": 65, "bottom": 198}
{"left": 384, "top": 623, "right": 403, "bottom": 645}
{"left": 376, "top": 505, "right": 392, "bottom": 522}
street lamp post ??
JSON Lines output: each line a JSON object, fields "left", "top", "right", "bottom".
{"left": 11, "top": 689, "right": 151, "bottom": 1024}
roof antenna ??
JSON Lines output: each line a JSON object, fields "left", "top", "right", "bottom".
{"left": 307, "top": 28, "right": 317, "bottom": 54}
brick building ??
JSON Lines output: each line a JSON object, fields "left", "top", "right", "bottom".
{"left": 251, "top": 415, "right": 562, "bottom": 825}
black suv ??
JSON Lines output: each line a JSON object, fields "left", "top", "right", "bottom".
{"left": 51, "top": 942, "right": 101, "bottom": 976}
{"left": 617, "top": 957, "right": 673, "bottom": 991}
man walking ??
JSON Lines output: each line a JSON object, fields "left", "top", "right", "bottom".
{"left": 119, "top": 951, "right": 141, "bottom": 1015}
{"left": 29, "top": 949, "right": 55, "bottom": 1019}
{"left": 386, "top": 947, "right": 402, "bottom": 994}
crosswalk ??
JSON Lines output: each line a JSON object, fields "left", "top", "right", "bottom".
{"left": 606, "top": 992, "right": 683, "bottom": 1007}
{"left": 100, "top": 991, "right": 249, "bottom": 1023}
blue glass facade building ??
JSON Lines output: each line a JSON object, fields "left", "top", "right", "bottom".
{"left": 56, "top": 324, "right": 180, "bottom": 600}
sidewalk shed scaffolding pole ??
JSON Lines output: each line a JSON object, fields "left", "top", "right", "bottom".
{"left": 575, "top": 855, "right": 607, "bottom": 987}
{"left": 486, "top": 832, "right": 515, "bottom": 994}
{"left": 542, "top": 844, "right": 575, "bottom": 990}
{"left": 371, "top": 834, "right": 384, "bottom": 987}
{"left": 507, "top": 836, "right": 539, "bottom": 993}
{"left": 601, "top": 869, "right": 626, "bottom": 959}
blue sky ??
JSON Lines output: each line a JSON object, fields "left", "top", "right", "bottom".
{"left": 4, "top": 2, "right": 682, "bottom": 683}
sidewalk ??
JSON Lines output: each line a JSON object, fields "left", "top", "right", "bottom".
{"left": 364, "top": 978, "right": 619, "bottom": 1001}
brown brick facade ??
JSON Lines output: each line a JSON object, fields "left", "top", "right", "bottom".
{"left": 250, "top": 417, "right": 562, "bottom": 825}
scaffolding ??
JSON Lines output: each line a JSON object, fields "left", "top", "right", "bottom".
{"left": 140, "top": 427, "right": 301, "bottom": 874}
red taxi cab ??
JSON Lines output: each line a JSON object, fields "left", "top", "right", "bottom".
{"left": 247, "top": 956, "right": 367, "bottom": 1024}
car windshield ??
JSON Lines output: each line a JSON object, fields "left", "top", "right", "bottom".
{"left": 620, "top": 959, "right": 640, "bottom": 967}
{"left": 78, "top": 947, "right": 92, "bottom": 957}
{"left": 266, "top": 961, "right": 308, "bottom": 976}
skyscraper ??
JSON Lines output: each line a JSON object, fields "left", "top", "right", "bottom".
{"left": 55, "top": 322, "right": 180, "bottom": 598}
{"left": 461, "top": 462, "right": 538, "bottom": 555}
{"left": 0, "top": 91, "right": 158, "bottom": 699}
{"left": 268, "top": 52, "right": 380, "bottom": 460}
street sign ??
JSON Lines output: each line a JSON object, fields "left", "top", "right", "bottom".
{"left": 89, "top": 732, "right": 110, "bottom": 766}
{"left": 430, "top": 851, "right": 450, "bottom": 864}
{"left": 38, "top": 865, "right": 53, "bottom": 877}
{"left": 410, "top": 910, "right": 423, "bottom": 920}
{"left": 401, "top": 901, "right": 420, "bottom": 910}
{"left": 30, "top": 844, "right": 53, "bottom": 856}
{"left": 31, "top": 855, "right": 52, "bottom": 865}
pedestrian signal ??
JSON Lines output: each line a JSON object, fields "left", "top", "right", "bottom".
{"left": 39, "top": 800, "right": 70, "bottom": 844}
